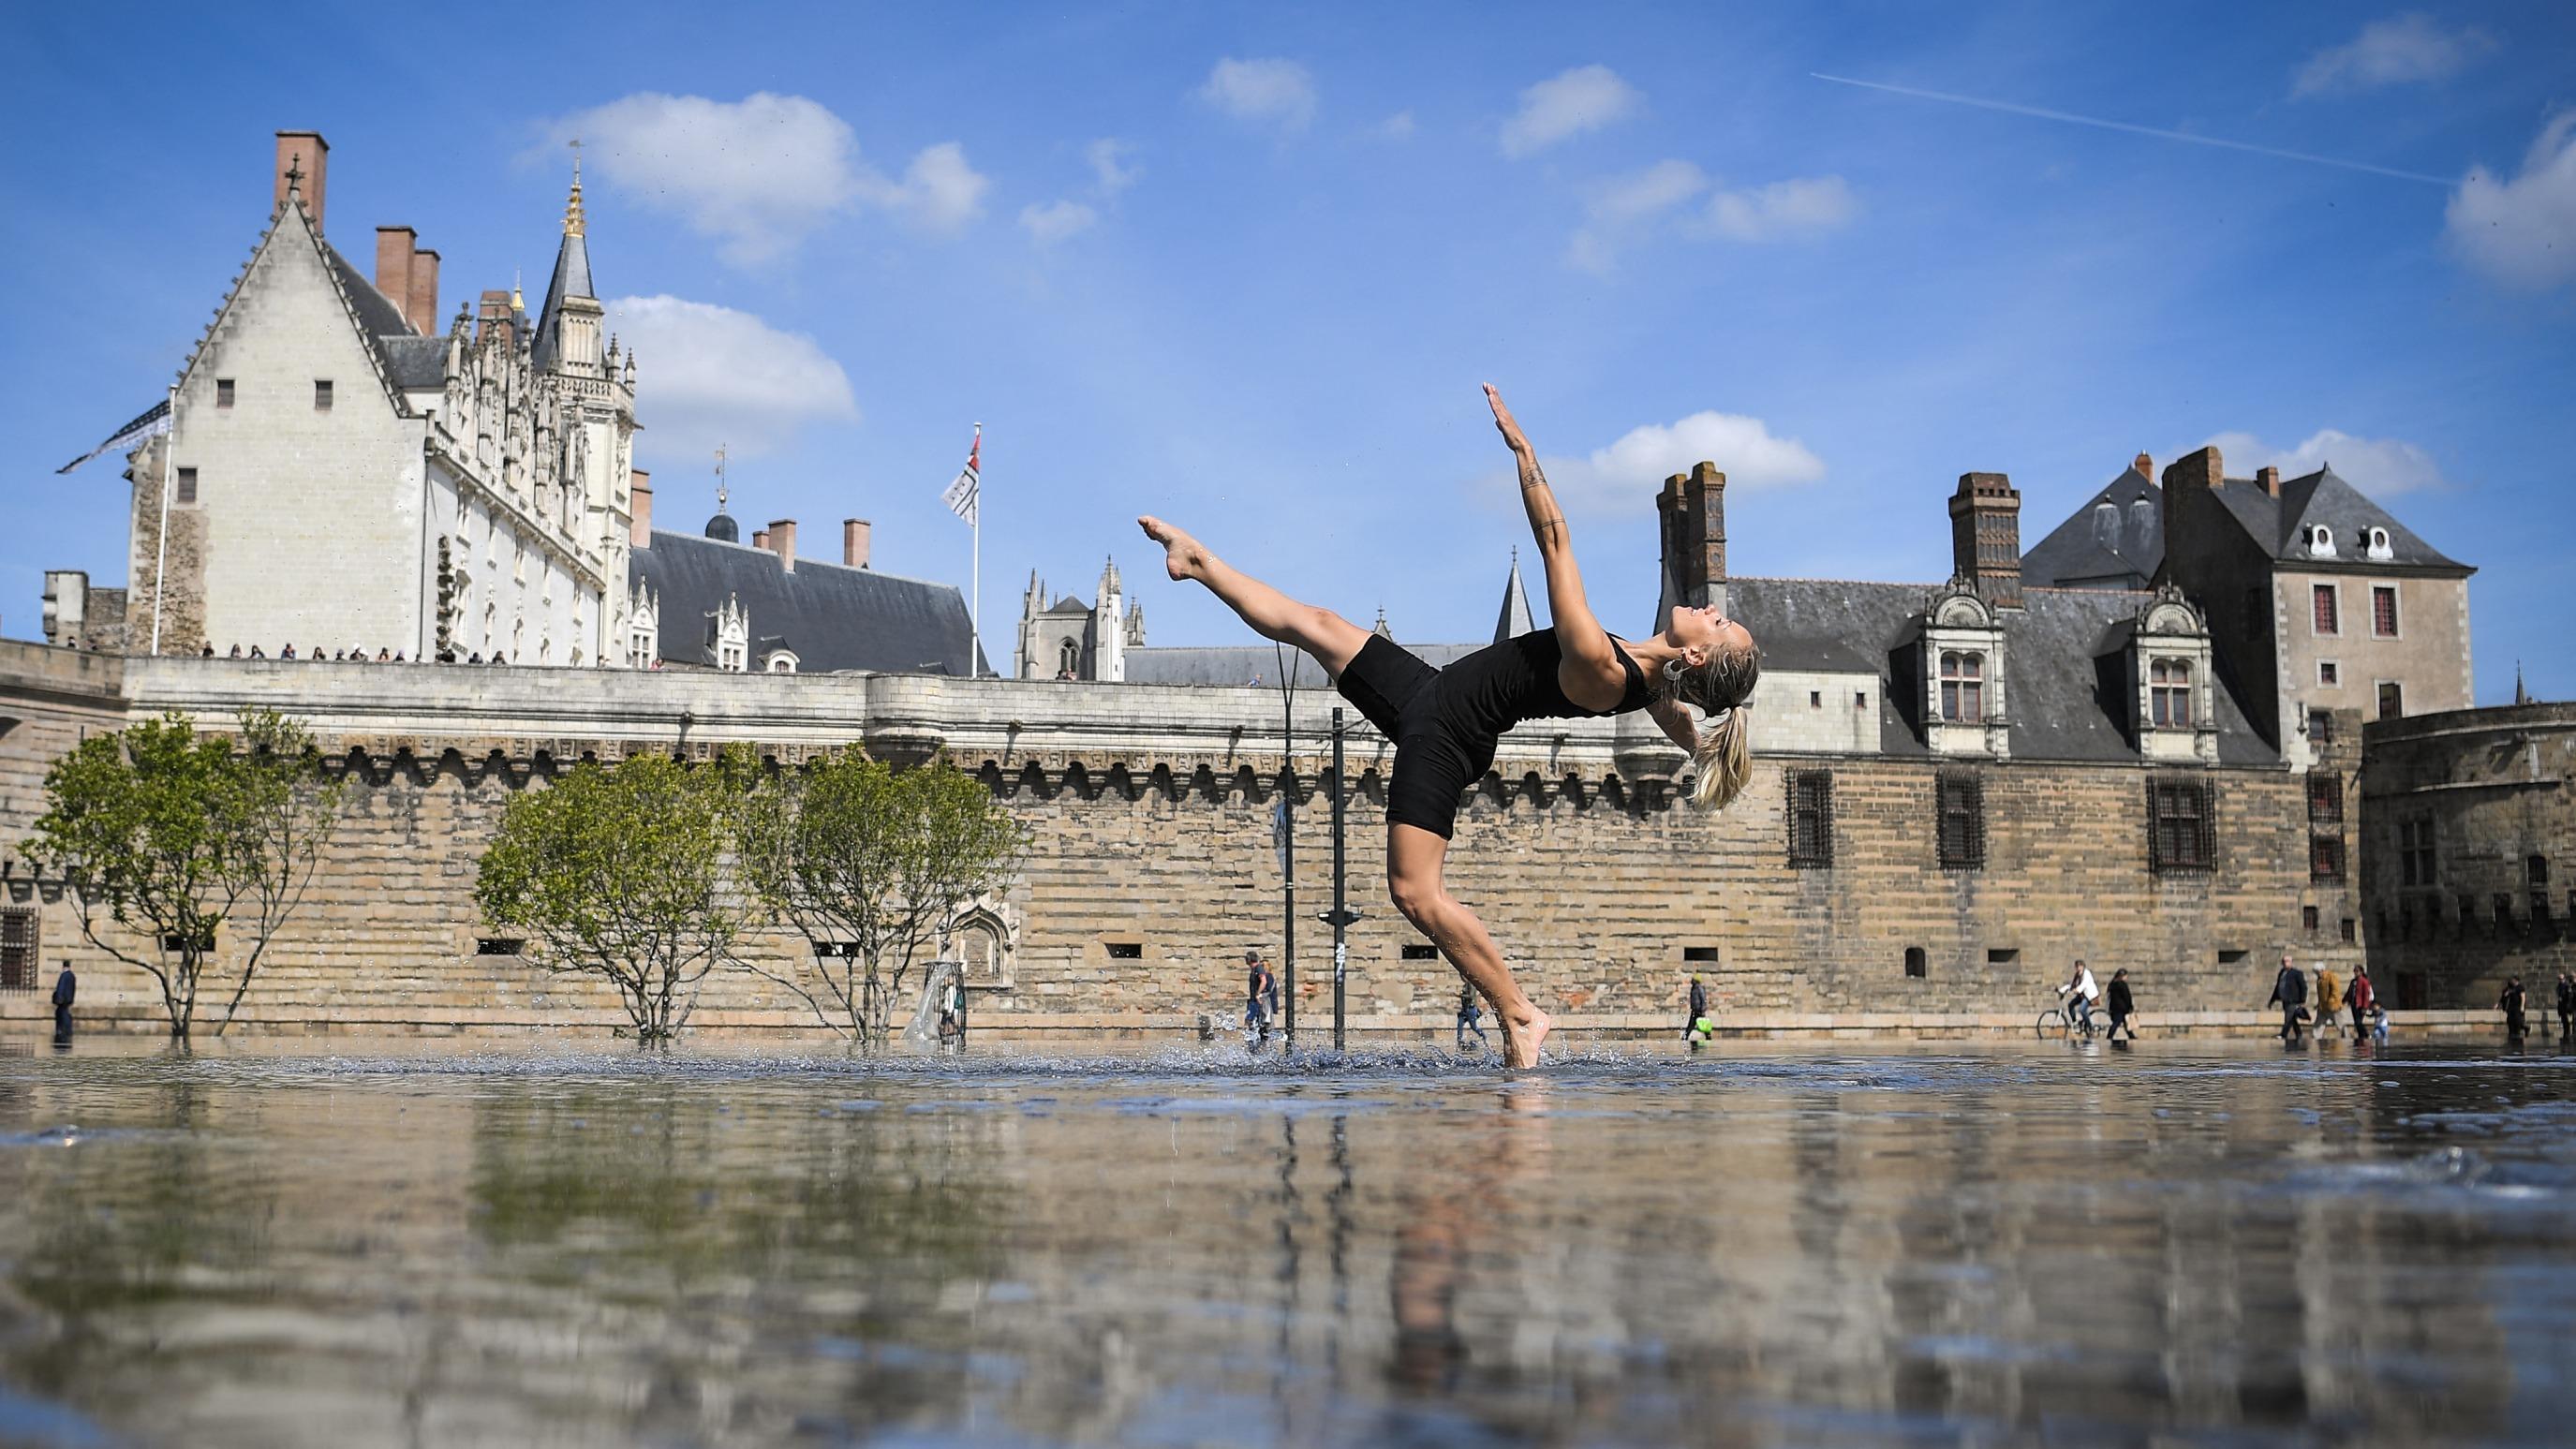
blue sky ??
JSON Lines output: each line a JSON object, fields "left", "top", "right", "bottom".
{"left": 4, "top": 1, "right": 2570, "bottom": 699}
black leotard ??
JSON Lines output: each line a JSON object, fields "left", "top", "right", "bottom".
{"left": 1334, "top": 628, "right": 1652, "bottom": 838}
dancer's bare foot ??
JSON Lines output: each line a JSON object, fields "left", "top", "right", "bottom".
{"left": 1499, "top": 1006, "right": 1553, "bottom": 1069}
{"left": 1137, "top": 516, "right": 1210, "bottom": 582}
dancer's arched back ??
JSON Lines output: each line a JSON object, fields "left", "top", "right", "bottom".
{"left": 1140, "top": 385, "right": 1761, "bottom": 1066}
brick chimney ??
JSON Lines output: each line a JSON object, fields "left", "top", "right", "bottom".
{"left": 2162, "top": 446, "right": 2222, "bottom": 495}
{"left": 407, "top": 248, "right": 439, "bottom": 335}
{"left": 2133, "top": 452, "right": 2153, "bottom": 480}
{"left": 274, "top": 130, "right": 329, "bottom": 233}
{"left": 476, "top": 289, "right": 515, "bottom": 349}
{"left": 752, "top": 528, "right": 770, "bottom": 551}
{"left": 1947, "top": 471, "right": 2023, "bottom": 609}
{"left": 2258, "top": 465, "right": 2281, "bottom": 496}
{"left": 843, "top": 518, "right": 871, "bottom": 569}
{"left": 374, "top": 228, "right": 417, "bottom": 333}
{"left": 629, "top": 469, "right": 653, "bottom": 548}
{"left": 766, "top": 519, "right": 797, "bottom": 571}
{"left": 1654, "top": 461, "right": 1728, "bottom": 616}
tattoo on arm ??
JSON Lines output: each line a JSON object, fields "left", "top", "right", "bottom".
{"left": 1518, "top": 455, "right": 1567, "bottom": 543}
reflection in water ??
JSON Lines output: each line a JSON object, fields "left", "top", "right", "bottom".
{"left": 0, "top": 1044, "right": 2569, "bottom": 1446}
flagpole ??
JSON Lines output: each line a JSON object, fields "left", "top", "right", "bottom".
{"left": 970, "top": 421, "right": 982, "bottom": 678}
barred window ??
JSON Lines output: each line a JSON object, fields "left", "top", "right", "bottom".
{"left": 2340, "top": 918, "right": 2356, "bottom": 943}
{"left": 1786, "top": 770, "right": 1834, "bottom": 867}
{"left": 0, "top": 909, "right": 37, "bottom": 992}
{"left": 176, "top": 466, "right": 199, "bottom": 506}
{"left": 2312, "top": 584, "right": 2339, "bottom": 635}
{"left": 215, "top": 377, "right": 235, "bottom": 408}
{"left": 2309, "top": 835, "right": 2346, "bottom": 882}
{"left": 2302, "top": 905, "right": 2319, "bottom": 931}
{"left": 2527, "top": 856, "right": 2550, "bottom": 887}
{"left": 2398, "top": 819, "right": 2436, "bottom": 887}
{"left": 1936, "top": 773, "right": 1985, "bottom": 870}
{"left": 2306, "top": 774, "right": 2343, "bottom": 826}
{"left": 2372, "top": 585, "right": 2399, "bottom": 638}
{"left": 1938, "top": 651, "right": 1984, "bottom": 724}
{"left": 2147, "top": 777, "right": 2214, "bottom": 873}
{"left": 2149, "top": 658, "right": 2193, "bottom": 727}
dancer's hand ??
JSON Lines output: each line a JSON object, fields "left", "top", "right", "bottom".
{"left": 1485, "top": 384, "right": 1532, "bottom": 459}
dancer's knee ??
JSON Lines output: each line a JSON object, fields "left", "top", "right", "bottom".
{"left": 1387, "top": 869, "right": 1445, "bottom": 929}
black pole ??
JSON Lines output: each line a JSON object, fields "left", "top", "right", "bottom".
{"left": 1332, "top": 706, "right": 1347, "bottom": 1052}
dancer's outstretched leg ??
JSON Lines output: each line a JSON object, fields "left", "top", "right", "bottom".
{"left": 1138, "top": 517, "right": 1369, "bottom": 677}
{"left": 1389, "top": 823, "right": 1552, "bottom": 1068}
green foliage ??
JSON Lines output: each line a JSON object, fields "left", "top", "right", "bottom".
{"left": 474, "top": 751, "right": 746, "bottom": 1045}
{"left": 25, "top": 710, "right": 345, "bottom": 1040}
{"left": 738, "top": 752, "right": 1024, "bottom": 1047}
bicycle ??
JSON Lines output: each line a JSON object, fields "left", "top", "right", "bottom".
{"left": 2036, "top": 994, "right": 2103, "bottom": 1041}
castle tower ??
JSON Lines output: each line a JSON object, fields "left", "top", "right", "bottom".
{"left": 1095, "top": 556, "right": 1127, "bottom": 683}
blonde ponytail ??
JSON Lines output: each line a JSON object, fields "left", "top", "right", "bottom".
{"left": 1665, "top": 641, "right": 1761, "bottom": 812}
{"left": 1690, "top": 705, "right": 1754, "bottom": 811}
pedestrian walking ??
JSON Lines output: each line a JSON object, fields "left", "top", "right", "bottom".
{"left": 2556, "top": 970, "right": 2574, "bottom": 1042}
{"left": 1684, "top": 974, "right": 1709, "bottom": 1040}
{"left": 2316, "top": 967, "right": 2343, "bottom": 1024}
{"left": 2105, "top": 968, "right": 2139, "bottom": 1041}
{"left": 49, "top": 963, "right": 75, "bottom": 1046}
{"left": 2347, "top": 965, "right": 2377, "bottom": 1041}
{"left": 2499, "top": 976, "right": 2528, "bottom": 1038}
{"left": 1244, "top": 950, "right": 1278, "bottom": 1046}
{"left": 1456, "top": 983, "right": 1489, "bottom": 1051}
{"left": 2267, "top": 954, "right": 2308, "bottom": 1042}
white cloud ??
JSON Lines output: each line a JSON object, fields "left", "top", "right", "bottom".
{"left": 1532, "top": 411, "right": 1827, "bottom": 515}
{"left": 2293, "top": 14, "right": 2495, "bottom": 97}
{"left": 539, "top": 93, "right": 986, "bottom": 261}
{"left": 1698, "top": 175, "right": 1858, "bottom": 242}
{"left": 2200, "top": 429, "right": 2448, "bottom": 497}
{"left": 1020, "top": 200, "right": 1099, "bottom": 245}
{"left": 608, "top": 296, "right": 858, "bottom": 463}
{"left": 1375, "top": 111, "right": 1417, "bottom": 140}
{"left": 1501, "top": 65, "right": 1639, "bottom": 158}
{"left": 1568, "top": 158, "right": 1707, "bottom": 272}
{"left": 1196, "top": 57, "right": 1317, "bottom": 134}
{"left": 2445, "top": 112, "right": 2576, "bottom": 291}
{"left": 1086, "top": 138, "right": 1141, "bottom": 195}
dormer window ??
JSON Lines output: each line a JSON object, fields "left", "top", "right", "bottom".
{"left": 1939, "top": 651, "right": 1985, "bottom": 723}
{"left": 2305, "top": 524, "right": 2336, "bottom": 558}
{"left": 2365, "top": 526, "right": 2392, "bottom": 560}
{"left": 2149, "top": 658, "right": 2193, "bottom": 727}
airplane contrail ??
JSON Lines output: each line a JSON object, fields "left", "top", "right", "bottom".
{"left": 1811, "top": 73, "right": 2457, "bottom": 187}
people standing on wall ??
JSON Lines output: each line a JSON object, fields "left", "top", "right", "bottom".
{"left": 2267, "top": 954, "right": 2307, "bottom": 1042}
{"left": 2498, "top": 977, "right": 2528, "bottom": 1038}
{"left": 50, "top": 962, "right": 75, "bottom": 1046}
{"left": 1684, "top": 974, "right": 1708, "bottom": 1041}
{"left": 2105, "top": 968, "right": 2138, "bottom": 1042}
{"left": 1456, "top": 983, "right": 1489, "bottom": 1052}
{"left": 2347, "top": 965, "right": 2377, "bottom": 1041}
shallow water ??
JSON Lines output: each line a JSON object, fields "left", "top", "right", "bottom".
{"left": 0, "top": 1037, "right": 2571, "bottom": 1447}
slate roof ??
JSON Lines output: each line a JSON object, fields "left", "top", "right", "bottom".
{"left": 1121, "top": 642, "right": 1484, "bottom": 688}
{"left": 378, "top": 334, "right": 448, "bottom": 390}
{"left": 2207, "top": 467, "right": 2469, "bottom": 573}
{"left": 529, "top": 227, "right": 592, "bottom": 374}
{"left": 629, "top": 530, "right": 987, "bottom": 675}
{"left": 1725, "top": 576, "right": 2277, "bottom": 766}
{"left": 2022, "top": 466, "right": 2163, "bottom": 588}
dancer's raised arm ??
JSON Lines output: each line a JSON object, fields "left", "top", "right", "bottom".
{"left": 1485, "top": 384, "right": 1627, "bottom": 711}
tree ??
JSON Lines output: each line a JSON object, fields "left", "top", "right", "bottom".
{"left": 474, "top": 751, "right": 745, "bottom": 1045}
{"left": 26, "top": 710, "right": 346, "bottom": 1041}
{"left": 739, "top": 752, "right": 1023, "bottom": 1048}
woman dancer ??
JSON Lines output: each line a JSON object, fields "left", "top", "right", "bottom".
{"left": 1139, "top": 385, "right": 1761, "bottom": 1066}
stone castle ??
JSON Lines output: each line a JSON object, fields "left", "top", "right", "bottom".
{"left": 4, "top": 129, "right": 2559, "bottom": 1040}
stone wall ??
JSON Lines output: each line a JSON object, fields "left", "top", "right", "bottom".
{"left": 2360, "top": 702, "right": 2576, "bottom": 1013}
{"left": 0, "top": 650, "right": 2356, "bottom": 1040}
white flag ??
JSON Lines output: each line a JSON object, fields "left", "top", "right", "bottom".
{"left": 940, "top": 429, "right": 981, "bottom": 525}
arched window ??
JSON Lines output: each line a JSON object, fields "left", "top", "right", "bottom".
{"left": 2150, "top": 658, "right": 2193, "bottom": 727}
{"left": 1903, "top": 946, "right": 1927, "bottom": 979}
{"left": 2366, "top": 526, "right": 2391, "bottom": 559}
{"left": 767, "top": 654, "right": 796, "bottom": 673}
{"left": 1939, "top": 651, "right": 1984, "bottom": 722}
{"left": 1058, "top": 639, "right": 1081, "bottom": 678}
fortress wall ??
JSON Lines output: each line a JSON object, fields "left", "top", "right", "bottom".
{"left": 0, "top": 653, "right": 2333, "bottom": 1038}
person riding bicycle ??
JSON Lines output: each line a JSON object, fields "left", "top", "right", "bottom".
{"left": 2057, "top": 959, "right": 2102, "bottom": 1036}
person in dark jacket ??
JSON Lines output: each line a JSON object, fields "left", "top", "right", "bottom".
{"left": 1456, "top": 983, "right": 1488, "bottom": 1051}
{"left": 2105, "top": 968, "right": 2138, "bottom": 1042}
{"left": 2266, "top": 954, "right": 2307, "bottom": 1042}
{"left": 1244, "top": 950, "right": 1278, "bottom": 1045}
{"left": 50, "top": 964, "right": 75, "bottom": 1045}
{"left": 1684, "top": 975, "right": 1708, "bottom": 1038}
{"left": 2499, "top": 977, "right": 2528, "bottom": 1038}
{"left": 2555, "top": 971, "right": 2574, "bottom": 1042}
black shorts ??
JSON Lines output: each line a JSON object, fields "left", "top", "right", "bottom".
{"left": 1334, "top": 635, "right": 1494, "bottom": 840}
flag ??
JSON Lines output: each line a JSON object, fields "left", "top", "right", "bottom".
{"left": 58, "top": 400, "right": 172, "bottom": 474}
{"left": 939, "top": 428, "right": 980, "bottom": 525}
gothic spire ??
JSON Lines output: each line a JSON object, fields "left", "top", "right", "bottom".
{"left": 564, "top": 140, "right": 586, "bottom": 237}
{"left": 1493, "top": 546, "right": 1535, "bottom": 643}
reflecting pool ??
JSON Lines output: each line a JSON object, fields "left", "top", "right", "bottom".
{"left": 0, "top": 1038, "right": 2570, "bottom": 1446}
